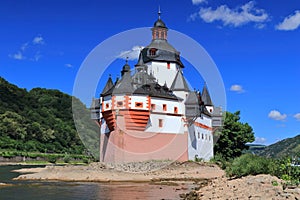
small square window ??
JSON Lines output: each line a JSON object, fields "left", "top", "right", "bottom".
{"left": 135, "top": 102, "right": 143, "bottom": 108}
{"left": 151, "top": 104, "right": 156, "bottom": 110}
{"left": 105, "top": 103, "right": 109, "bottom": 109}
{"left": 117, "top": 101, "right": 123, "bottom": 107}
{"left": 174, "top": 107, "right": 178, "bottom": 114}
{"left": 167, "top": 62, "right": 170, "bottom": 69}
{"left": 159, "top": 119, "right": 163, "bottom": 128}
{"left": 163, "top": 104, "right": 167, "bottom": 111}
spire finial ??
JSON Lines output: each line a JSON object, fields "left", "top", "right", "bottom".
{"left": 126, "top": 56, "right": 129, "bottom": 64}
{"left": 158, "top": 6, "right": 161, "bottom": 19}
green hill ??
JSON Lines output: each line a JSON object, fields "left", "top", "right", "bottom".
{"left": 258, "top": 135, "right": 300, "bottom": 158}
{"left": 245, "top": 144, "right": 266, "bottom": 155}
{"left": 0, "top": 77, "right": 98, "bottom": 157}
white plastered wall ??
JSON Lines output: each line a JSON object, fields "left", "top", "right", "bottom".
{"left": 187, "top": 115, "right": 214, "bottom": 161}
{"left": 146, "top": 61, "right": 179, "bottom": 87}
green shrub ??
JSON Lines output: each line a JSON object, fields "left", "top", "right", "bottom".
{"left": 211, "top": 154, "right": 231, "bottom": 170}
{"left": 82, "top": 157, "right": 91, "bottom": 164}
{"left": 63, "top": 154, "right": 71, "bottom": 163}
{"left": 272, "top": 180, "right": 279, "bottom": 186}
{"left": 225, "top": 154, "right": 271, "bottom": 178}
{"left": 47, "top": 154, "right": 58, "bottom": 163}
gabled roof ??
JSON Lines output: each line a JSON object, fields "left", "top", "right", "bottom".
{"left": 112, "top": 71, "right": 134, "bottom": 95}
{"left": 185, "top": 91, "right": 199, "bottom": 105}
{"left": 101, "top": 76, "right": 114, "bottom": 96}
{"left": 170, "top": 70, "right": 190, "bottom": 92}
{"left": 202, "top": 85, "right": 213, "bottom": 106}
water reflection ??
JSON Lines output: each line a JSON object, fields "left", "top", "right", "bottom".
{"left": 0, "top": 166, "right": 189, "bottom": 200}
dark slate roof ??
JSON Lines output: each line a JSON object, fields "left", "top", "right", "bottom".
{"left": 112, "top": 71, "right": 134, "bottom": 95}
{"left": 146, "top": 39, "right": 177, "bottom": 53}
{"left": 133, "top": 82, "right": 180, "bottom": 100}
{"left": 101, "top": 76, "right": 114, "bottom": 96}
{"left": 132, "top": 68, "right": 156, "bottom": 88}
{"left": 202, "top": 106, "right": 212, "bottom": 117}
{"left": 185, "top": 91, "right": 199, "bottom": 105}
{"left": 139, "top": 40, "right": 184, "bottom": 67}
{"left": 90, "top": 98, "right": 100, "bottom": 109}
{"left": 154, "top": 19, "right": 167, "bottom": 29}
{"left": 170, "top": 70, "right": 190, "bottom": 92}
{"left": 121, "top": 63, "right": 130, "bottom": 76}
{"left": 185, "top": 91, "right": 200, "bottom": 119}
{"left": 135, "top": 53, "right": 144, "bottom": 67}
{"left": 202, "top": 85, "right": 213, "bottom": 106}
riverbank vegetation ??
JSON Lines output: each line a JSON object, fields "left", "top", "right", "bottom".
{"left": 212, "top": 110, "right": 300, "bottom": 187}
{"left": 0, "top": 151, "right": 92, "bottom": 164}
{"left": 0, "top": 77, "right": 99, "bottom": 160}
{"left": 212, "top": 153, "right": 300, "bottom": 187}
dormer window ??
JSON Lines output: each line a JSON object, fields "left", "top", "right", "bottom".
{"left": 149, "top": 48, "right": 157, "bottom": 56}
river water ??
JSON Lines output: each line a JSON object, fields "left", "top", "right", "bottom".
{"left": 0, "top": 165, "right": 191, "bottom": 200}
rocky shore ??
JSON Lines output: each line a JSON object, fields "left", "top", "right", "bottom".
{"left": 181, "top": 174, "right": 300, "bottom": 200}
{"left": 14, "top": 161, "right": 223, "bottom": 182}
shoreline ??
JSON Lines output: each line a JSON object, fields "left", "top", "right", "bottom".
{"left": 13, "top": 161, "right": 224, "bottom": 183}
{"left": 4, "top": 161, "right": 300, "bottom": 199}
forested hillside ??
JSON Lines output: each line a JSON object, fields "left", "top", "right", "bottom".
{"left": 258, "top": 134, "right": 300, "bottom": 158}
{"left": 0, "top": 77, "right": 97, "bottom": 156}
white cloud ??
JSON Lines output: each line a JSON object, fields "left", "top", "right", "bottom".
{"left": 268, "top": 110, "right": 287, "bottom": 121}
{"left": 230, "top": 84, "right": 244, "bottom": 93}
{"left": 254, "top": 137, "right": 267, "bottom": 144}
{"left": 65, "top": 64, "right": 73, "bottom": 68}
{"left": 191, "top": 1, "right": 269, "bottom": 27}
{"left": 9, "top": 51, "right": 26, "bottom": 60}
{"left": 117, "top": 46, "right": 144, "bottom": 60}
{"left": 32, "top": 36, "right": 45, "bottom": 45}
{"left": 9, "top": 35, "right": 45, "bottom": 61}
{"left": 276, "top": 10, "right": 300, "bottom": 31}
{"left": 32, "top": 51, "right": 41, "bottom": 61}
{"left": 192, "top": 0, "right": 207, "bottom": 5}
{"left": 294, "top": 113, "right": 300, "bottom": 121}
{"left": 20, "top": 42, "right": 29, "bottom": 51}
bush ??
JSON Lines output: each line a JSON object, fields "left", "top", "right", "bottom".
{"left": 225, "top": 154, "right": 272, "bottom": 178}
{"left": 82, "top": 157, "right": 91, "bottom": 164}
{"left": 63, "top": 154, "right": 71, "bottom": 163}
{"left": 47, "top": 154, "right": 58, "bottom": 163}
{"left": 211, "top": 154, "right": 231, "bottom": 170}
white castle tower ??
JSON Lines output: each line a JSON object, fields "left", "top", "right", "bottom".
{"left": 90, "top": 11, "right": 223, "bottom": 163}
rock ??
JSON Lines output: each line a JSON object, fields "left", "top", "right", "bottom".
{"left": 0, "top": 182, "right": 13, "bottom": 187}
{"left": 196, "top": 174, "right": 300, "bottom": 200}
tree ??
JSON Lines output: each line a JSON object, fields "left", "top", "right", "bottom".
{"left": 0, "top": 111, "right": 26, "bottom": 140}
{"left": 214, "top": 111, "right": 255, "bottom": 160}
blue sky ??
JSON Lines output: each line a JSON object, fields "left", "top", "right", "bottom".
{"left": 1, "top": 0, "right": 299, "bottom": 145}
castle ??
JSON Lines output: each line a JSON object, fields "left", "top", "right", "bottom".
{"left": 90, "top": 13, "right": 222, "bottom": 163}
